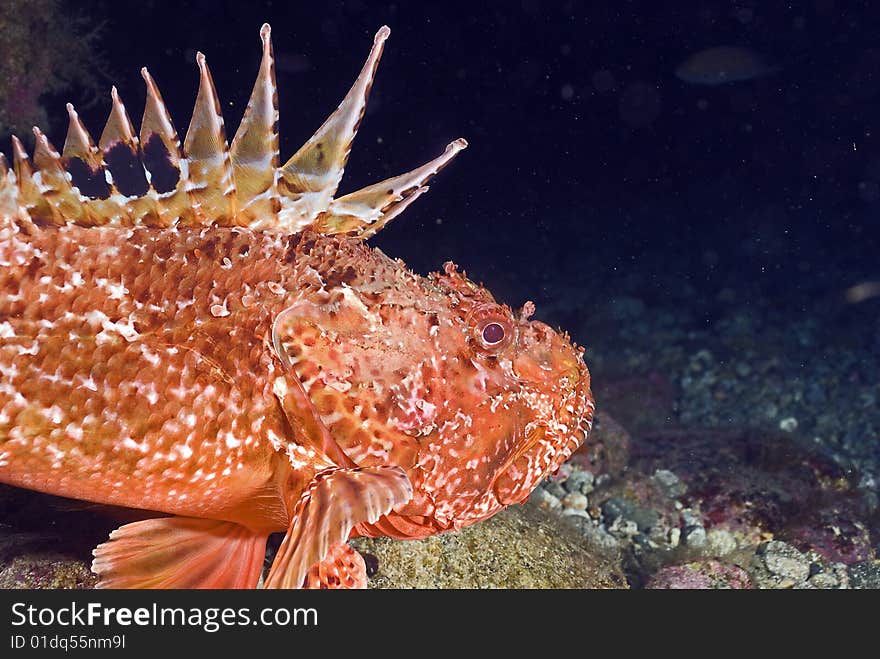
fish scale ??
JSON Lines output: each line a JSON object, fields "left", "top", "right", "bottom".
{"left": 0, "top": 24, "right": 593, "bottom": 589}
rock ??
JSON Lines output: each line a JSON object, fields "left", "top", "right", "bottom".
{"left": 602, "top": 496, "right": 659, "bottom": 532}
{"left": 779, "top": 502, "right": 875, "bottom": 565}
{"left": 570, "top": 411, "right": 631, "bottom": 477}
{"left": 847, "top": 561, "right": 880, "bottom": 589}
{"left": 706, "top": 528, "right": 738, "bottom": 556}
{"left": 803, "top": 567, "right": 840, "bottom": 589}
{"left": 647, "top": 560, "right": 751, "bottom": 589}
{"left": 0, "top": 485, "right": 118, "bottom": 589}
{"left": 352, "top": 501, "right": 627, "bottom": 588}
{"left": 761, "top": 541, "right": 811, "bottom": 580}
{"left": 651, "top": 469, "right": 687, "bottom": 499}
{"left": 530, "top": 487, "right": 562, "bottom": 512}
{"left": 683, "top": 525, "right": 707, "bottom": 548}
{"left": 751, "top": 540, "right": 811, "bottom": 587}
{"left": 562, "top": 508, "right": 591, "bottom": 519}
{"left": 544, "top": 481, "right": 567, "bottom": 500}
{"left": 563, "top": 469, "right": 595, "bottom": 495}
{"left": 0, "top": 549, "right": 96, "bottom": 589}
{"left": 561, "top": 492, "right": 588, "bottom": 511}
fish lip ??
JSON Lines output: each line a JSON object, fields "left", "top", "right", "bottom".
{"left": 490, "top": 348, "right": 593, "bottom": 507}
{"left": 489, "top": 418, "right": 543, "bottom": 506}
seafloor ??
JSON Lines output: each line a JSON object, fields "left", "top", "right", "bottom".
{"left": 1, "top": 196, "right": 877, "bottom": 588}
{"left": 0, "top": 0, "right": 877, "bottom": 587}
{"left": 520, "top": 195, "right": 880, "bottom": 589}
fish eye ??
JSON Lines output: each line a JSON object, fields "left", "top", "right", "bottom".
{"left": 466, "top": 304, "right": 515, "bottom": 355}
{"left": 482, "top": 322, "right": 505, "bottom": 345}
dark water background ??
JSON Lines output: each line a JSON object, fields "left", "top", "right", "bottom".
{"left": 8, "top": 0, "right": 880, "bottom": 446}
{"left": 2, "top": 0, "right": 879, "bottom": 589}
{"left": 75, "top": 2, "right": 879, "bottom": 290}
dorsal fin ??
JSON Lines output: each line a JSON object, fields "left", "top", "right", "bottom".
{"left": 184, "top": 52, "right": 237, "bottom": 225}
{"left": 61, "top": 104, "right": 120, "bottom": 226}
{"left": 2, "top": 24, "right": 466, "bottom": 235}
{"left": 63, "top": 103, "right": 103, "bottom": 172}
{"left": 276, "top": 26, "right": 390, "bottom": 230}
{"left": 32, "top": 126, "right": 95, "bottom": 225}
{"left": 11, "top": 135, "right": 58, "bottom": 223}
{"left": 0, "top": 153, "right": 32, "bottom": 229}
{"left": 139, "top": 67, "right": 199, "bottom": 226}
{"left": 316, "top": 138, "right": 468, "bottom": 237}
{"left": 230, "top": 23, "right": 280, "bottom": 228}
{"left": 99, "top": 87, "right": 160, "bottom": 225}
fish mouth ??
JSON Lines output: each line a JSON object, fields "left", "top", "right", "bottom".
{"left": 490, "top": 335, "right": 594, "bottom": 507}
{"left": 490, "top": 421, "right": 546, "bottom": 506}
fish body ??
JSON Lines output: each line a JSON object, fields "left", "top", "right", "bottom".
{"left": 0, "top": 25, "right": 593, "bottom": 588}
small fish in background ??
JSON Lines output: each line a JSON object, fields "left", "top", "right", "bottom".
{"left": 675, "top": 46, "right": 779, "bottom": 85}
{"left": 845, "top": 281, "right": 880, "bottom": 304}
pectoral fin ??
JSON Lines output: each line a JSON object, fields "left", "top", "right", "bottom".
{"left": 272, "top": 306, "right": 357, "bottom": 468}
{"left": 302, "top": 542, "right": 368, "bottom": 589}
{"left": 264, "top": 465, "right": 412, "bottom": 589}
{"left": 92, "top": 516, "right": 267, "bottom": 588}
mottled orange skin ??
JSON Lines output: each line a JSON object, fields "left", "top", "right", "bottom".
{"left": 0, "top": 223, "right": 593, "bottom": 546}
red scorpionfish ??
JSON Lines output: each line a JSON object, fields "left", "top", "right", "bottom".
{"left": 0, "top": 25, "right": 594, "bottom": 588}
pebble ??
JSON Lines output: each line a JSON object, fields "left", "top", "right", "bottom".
{"left": 544, "top": 481, "right": 567, "bottom": 500}
{"left": 683, "top": 525, "right": 707, "bottom": 548}
{"left": 530, "top": 488, "right": 561, "bottom": 511}
{"left": 561, "top": 508, "right": 591, "bottom": 519}
{"left": 561, "top": 492, "right": 588, "bottom": 511}
{"left": 608, "top": 517, "right": 640, "bottom": 539}
{"left": 804, "top": 570, "right": 839, "bottom": 589}
{"left": 847, "top": 561, "right": 880, "bottom": 589}
{"left": 760, "top": 541, "right": 810, "bottom": 582}
{"left": 563, "top": 469, "right": 595, "bottom": 495}
{"left": 706, "top": 529, "right": 737, "bottom": 556}
{"left": 779, "top": 417, "right": 798, "bottom": 432}
{"left": 651, "top": 469, "right": 687, "bottom": 498}
{"left": 602, "top": 497, "right": 659, "bottom": 532}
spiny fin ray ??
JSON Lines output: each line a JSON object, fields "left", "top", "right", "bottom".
{"left": 0, "top": 153, "right": 33, "bottom": 229}
{"left": 32, "top": 127, "right": 94, "bottom": 225}
{"left": 10, "top": 136, "right": 57, "bottom": 224}
{"left": 231, "top": 23, "right": 280, "bottom": 227}
{"left": 276, "top": 26, "right": 390, "bottom": 228}
{"left": 316, "top": 138, "right": 468, "bottom": 237}
{"left": 140, "top": 67, "right": 199, "bottom": 226}
{"left": 98, "top": 87, "right": 161, "bottom": 225}
{"left": 3, "top": 24, "right": 463, "bottom": 236}
{"left": 184, "top": 52, "right": 237, "bottom": 225}
{"left": 63, "top": 104, "right": 114, "bottom": 206}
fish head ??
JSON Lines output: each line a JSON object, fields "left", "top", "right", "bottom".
{"left": 413, "top": 262, "right": 594, "bottom": 526}
{"left": 276, "top": 235, "right": 594, "bottom": 531}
